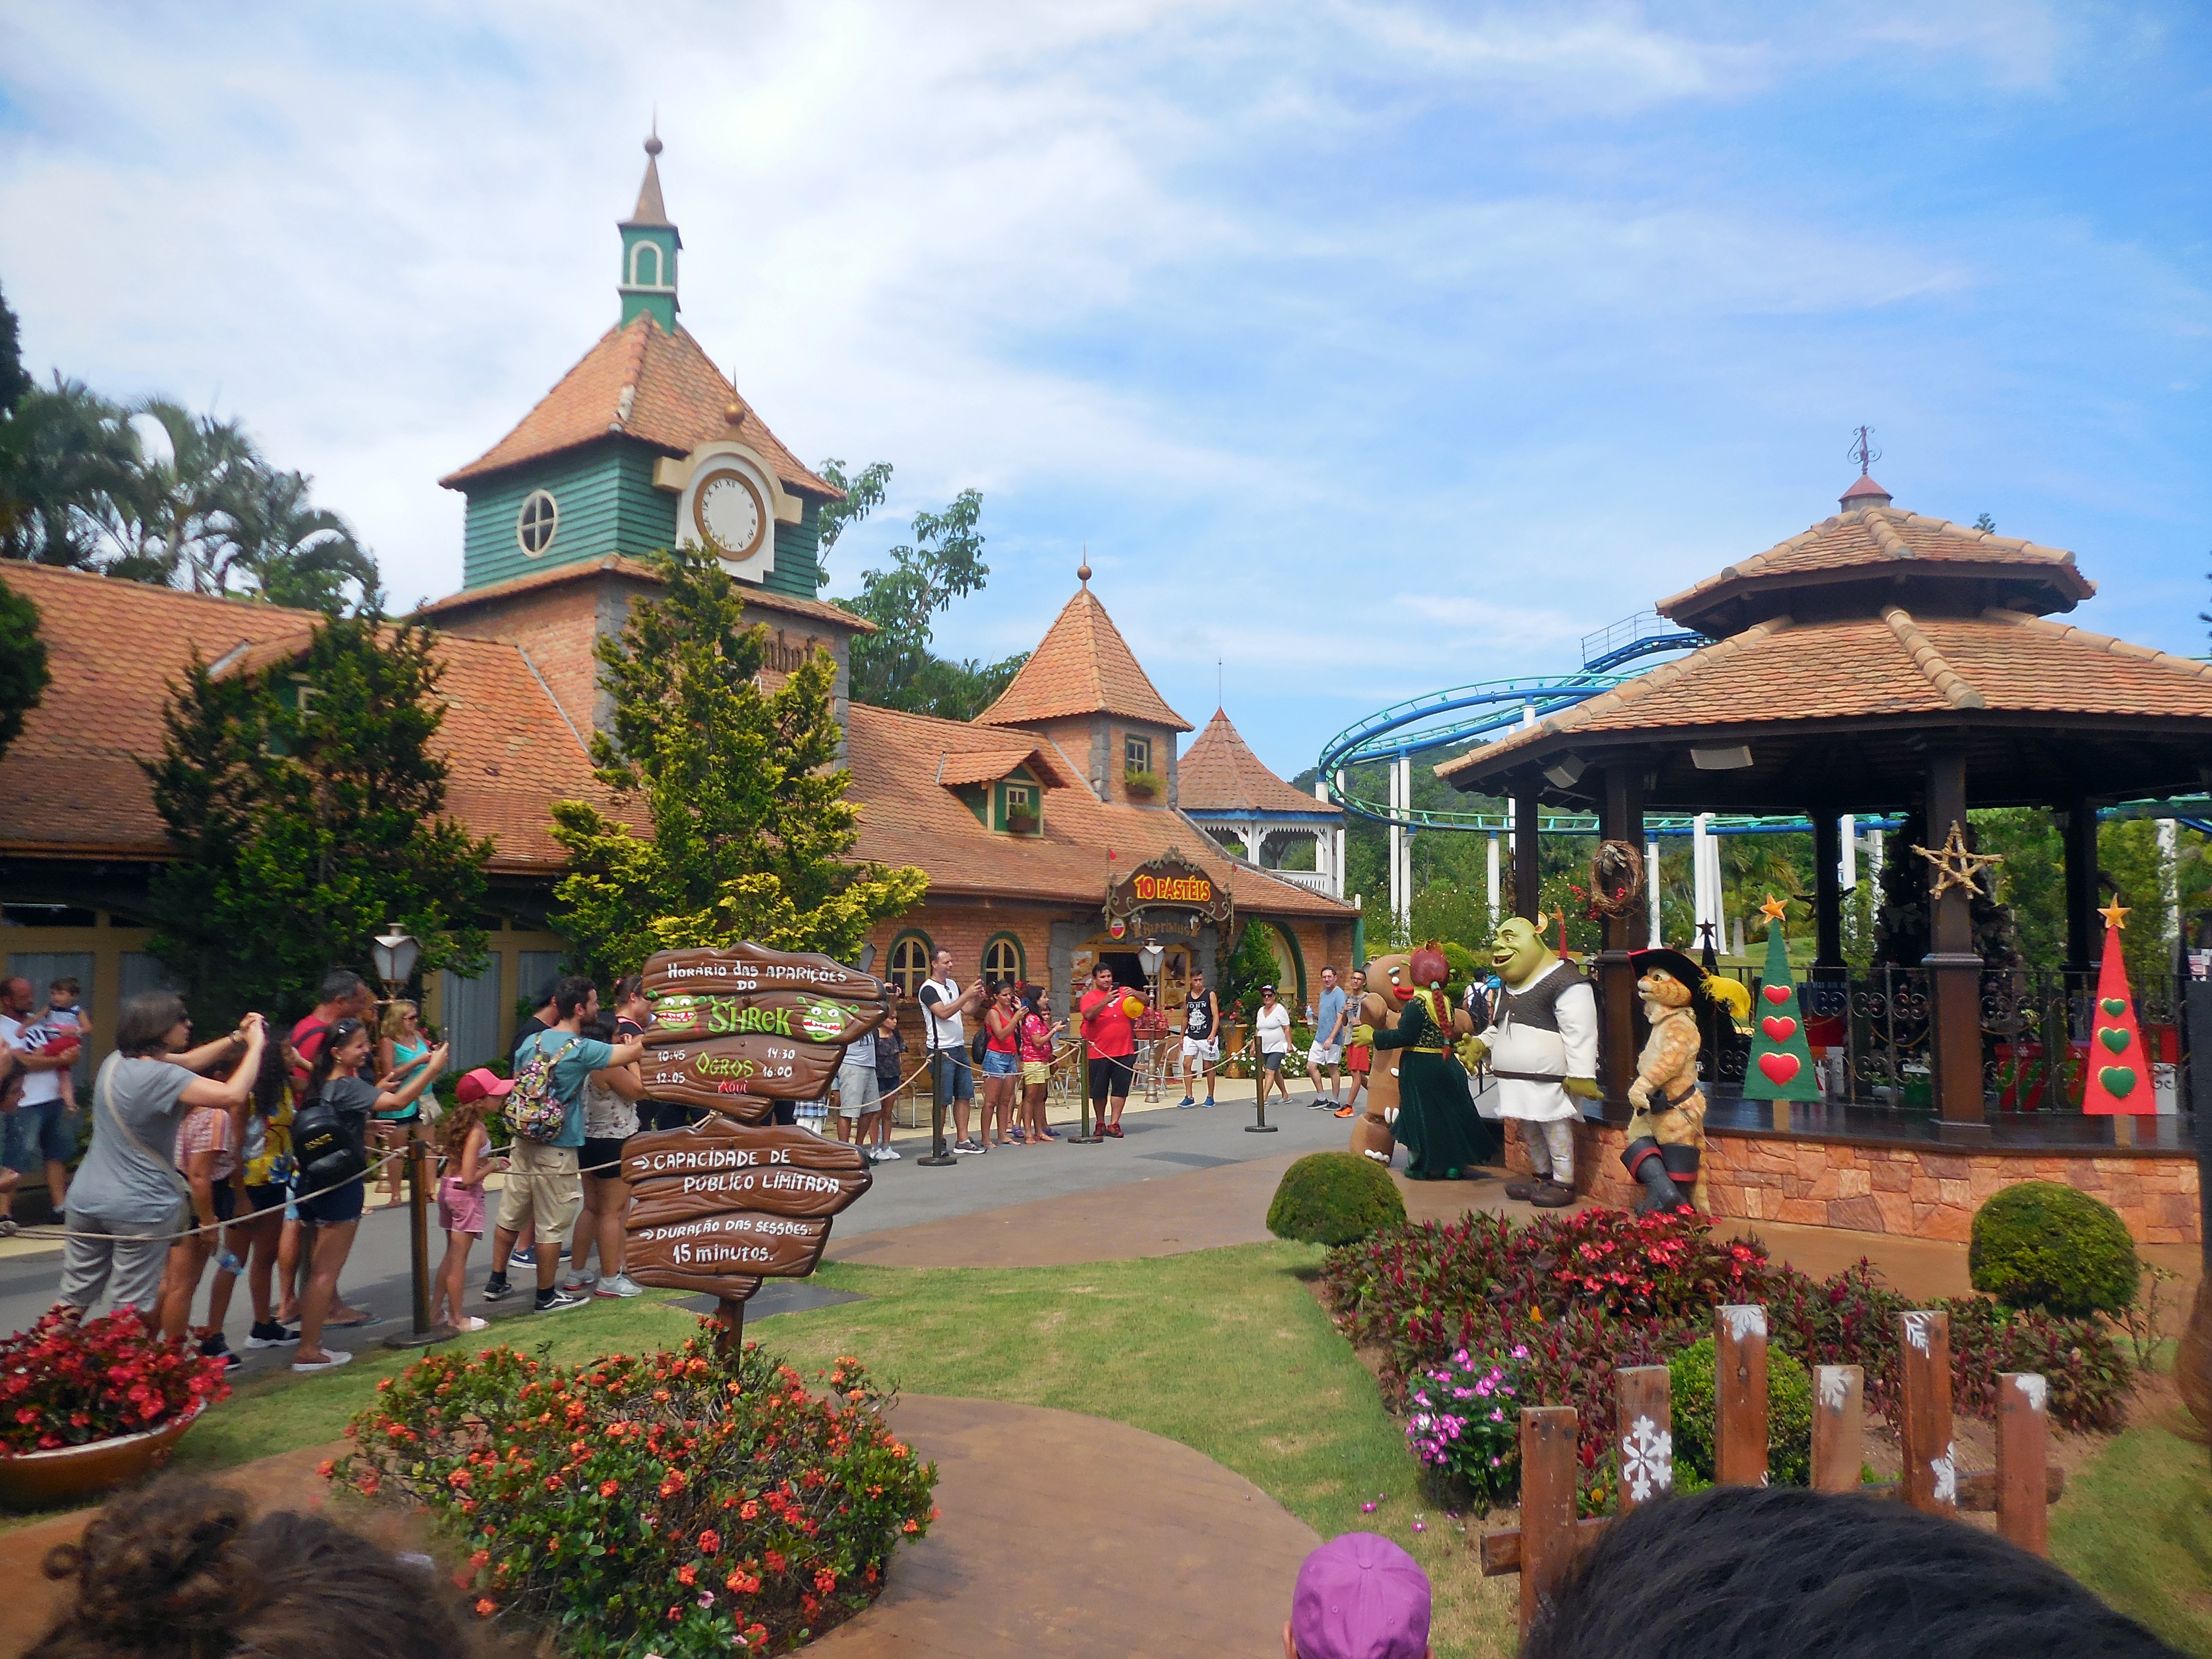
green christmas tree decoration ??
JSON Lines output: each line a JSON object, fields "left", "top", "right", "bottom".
{"left": 1742, "top": 895, "right": 1821, "bottom": 1102}
{"left": 2080, "top": 902, "right": 2153, "bottom": 1116}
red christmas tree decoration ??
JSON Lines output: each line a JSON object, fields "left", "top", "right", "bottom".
{"left": 2080, "top": 901, "right": 2152, "bottom": 1116}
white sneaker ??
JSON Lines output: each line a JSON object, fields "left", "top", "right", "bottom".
{"left": 878, "top": 1146, "right": 902, "bottom": 1161}
{"left": 561, "top": 1272, "right": 599, "bottom": 1293}
{"left": 291, "top": 1348, "right": 354, "bottom": 1374}
{"left": 594, "top": 1274, "right": 644, "bottom": 1298}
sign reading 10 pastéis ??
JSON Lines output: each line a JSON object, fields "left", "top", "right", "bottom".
{"left": 622, "top": 1118, "right": 872, "bottom": 1301}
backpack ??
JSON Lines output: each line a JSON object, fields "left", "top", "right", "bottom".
{"left": 506, "top": 1035, "right": 577, "bottom": 1144}
{"left": 293, "top": 1089, "right": 368, "bottom": 1190}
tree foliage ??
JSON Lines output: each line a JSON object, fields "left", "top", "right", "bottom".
{"left": 0, "top": 570, "right": 49, "bottom": 765}
{"left": 143, "top": 617, "right": 492, "bottom": 1026}
{"left": 549, "top": 544, "right": 927, "bottom": 982}
{"left": 0, "top": 358, "right": 378, "bottom": 611}
{"left": 815, "top": 460, "right": 1029, "bottom": 718}
{"left": 0, "top": 281, "right": 30, "bottom": 416}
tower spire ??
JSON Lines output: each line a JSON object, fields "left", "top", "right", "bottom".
{"left": 618, "top": 122, "right": 681, "bottom": 330}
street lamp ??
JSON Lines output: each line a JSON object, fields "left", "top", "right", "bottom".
{"left": 369, "top": 925, "right": 448, "bottom": 1350}
{"left": 371, "top": 925, "right": 422, "bottom": 1000}
{"left": 1138, "top": 942, "right": 1166, "bottom": 1102}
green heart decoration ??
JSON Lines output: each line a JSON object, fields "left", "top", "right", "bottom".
{"left": 2098, "top": 1027, "right": 2130, "bottom": 1055}
{"left": 2100, "top": 1066, "right": 2137, "bottom": 1099}
{"left": 2101, "top": 998, "right": 2127, "bottom": 1016}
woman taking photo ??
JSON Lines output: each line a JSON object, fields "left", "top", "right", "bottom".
{"left": 371, "top": 1001, "right": 432, "bottom": 1207}
{"left": 291, "top": 1018, "right": 446, "bottom": 1374}
{"left": 58, "top": 992, "right": 264, "bottom": 1326}
{"left": 981, "top": 982, "right": 1022, "bottom": 1146}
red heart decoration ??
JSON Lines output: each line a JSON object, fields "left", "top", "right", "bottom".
{"left": 1761, "top": 1015, "right": 1798, "bottom": 1042}
{"left": 1762, "top": 985, "right": 1793, "bottom": 1006}
{"left": 1757, "top": 1052, "right": 1800, "bottom": 1086}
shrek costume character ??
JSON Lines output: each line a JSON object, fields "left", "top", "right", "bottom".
{"left": 1466, "top": 916, "right": 1599, "bottom": 1208}
{"left": 1354, "top": 945, "right": 1498, "bottom": 1180}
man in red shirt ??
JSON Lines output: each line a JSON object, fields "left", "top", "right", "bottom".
{"left": 290, "top": 969, "right": 374, "bottom": 1087}
{"left": 1078, "top": 962, "right": 1137, "bottom": 1139}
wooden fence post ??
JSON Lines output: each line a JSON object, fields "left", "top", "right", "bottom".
{"left": 1614, "top": 1366, "right": 1672, "bottom": 1514}
{"left": 1898, "top": 1310, "right": 1956, "bottom": 1515}
{"left": 1518, "top": 1406, "right": 1579, "bottom": 1636}
{"left": 1714, "top": 1305, "right": 1768, "bottom": 1488}
{"left": 1996, "top": 1371, "right": 2050, "bottom": 1555}
{"left": 1811, "top": 1364, "right": 1864, "bottom": 1494}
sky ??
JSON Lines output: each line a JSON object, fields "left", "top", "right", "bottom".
{"left": 1, "top": 1, "right": 2207, "bottom": 781}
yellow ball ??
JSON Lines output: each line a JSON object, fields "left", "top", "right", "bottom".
{"left": 1121, "top": 995, "right": 1145, "bottom": 1018}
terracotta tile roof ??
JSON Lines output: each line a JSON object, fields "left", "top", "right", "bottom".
{"left": 934, "top": 745, "right": 1078, "bottom": 789}
{"left": 411, "top": 554, "right": 873, "bottom": 636}
{"left": 438, "top": 315, "right": 839, "bottom": 500}
{"left": 1178, "top": 709, "right": 1339, "bottom": 816}
{"left": 0, "top": 563, "right": 618, "bottom": 874}
{"left": 845, "top": 702, "right": 1348, "bottom": 917}
{"left": 1437, "top": 605, "right": 2212, "bottom": 782}
{"left": 976, "top": 586, "right": 1190, "bottom": 732}
{"left": 1658, "top": 503, "right": 2094, "bottom": 625}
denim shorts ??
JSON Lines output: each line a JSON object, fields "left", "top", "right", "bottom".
{"left": 4, "top": 1098, "right": 75, "bottom": 1172}
{"left": 931, "top": 1051, "right": 975, "bottom": 1101}
{"left": 981, "top": 1047, "right": 1020, "bottom": 1077}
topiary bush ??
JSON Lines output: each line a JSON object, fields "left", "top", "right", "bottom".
{"left": 1969, "top": 1180, "right": 2140, "bottom": 1318}
{"left": 1668, "top": 1334, "right": 1813, "bottom": 1490}
{"left": 1268, "top": 1151, "right": 1407, "bottom": 1245}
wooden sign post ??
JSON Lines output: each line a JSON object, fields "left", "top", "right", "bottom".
{"left": 1898, "top": 1310, "right": 1956, "bottom": 1515}
{"left": 1714, "top": 1305, "right": 1769, "bottom": 1488}
{"left": 627, "top": 945, "right": 890, "bottom": 1359}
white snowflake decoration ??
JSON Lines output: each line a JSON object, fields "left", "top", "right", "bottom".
{"left": 1720, "top": 1305, "right": 1767, "bottom": 1343}
{"left": 1816, "top": 1366, "right": 1853, "bottom": 1411}
{"left": 2013, "top": 1374, "right": 2048, "bottom": 1412}
{"left": 1932, "top": 1441, "right": 1957, "bottom": 1506}
{"left": 1620, "top": 1414, "right": 1673, "bottom": 1503}
{"left": 1902, "top": 1311, "right": 1936, "bottom": 1355}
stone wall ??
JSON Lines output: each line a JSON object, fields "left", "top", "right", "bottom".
{"left": 1503, "top": 1118, "right": 2200, "bottom": 1247}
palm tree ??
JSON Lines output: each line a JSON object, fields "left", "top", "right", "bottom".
{"left": 220, "top": 467, "right": 378, "bottom": 613}
{"left": 87, "top": 398, "right": 262, "bottom": 592}
{"left": 0, "top": 377, "right": 137, "bottom": 565}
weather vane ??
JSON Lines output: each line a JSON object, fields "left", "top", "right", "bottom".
{"left": 1850, "top": 425, "right": 1881, "bottom": 477}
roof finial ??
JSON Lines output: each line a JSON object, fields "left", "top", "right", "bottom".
{"left": 645, "top": 110, "right": 662, "bottom": 158}
{"left": 1851, "top": 424, "right": 1879, "bottom": 477}
{"left": 1077, "top": 545, "right": 1091, "bottom": 589}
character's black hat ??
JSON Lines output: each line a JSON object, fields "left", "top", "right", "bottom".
{"left": 1630, "top": 947, "right": 1707, "bottom": 990}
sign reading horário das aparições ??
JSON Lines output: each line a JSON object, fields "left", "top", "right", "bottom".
{"left": 1105, "top": 846, "right": 1236, "bottom": 929}
{"left": 641, "top": 944, "right": 886, "bottom": 1002}
{"left": 621, "top": 1118, "right": 873, "bottom": 1301}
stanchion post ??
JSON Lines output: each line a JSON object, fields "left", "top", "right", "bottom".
{"left": 1071, "top": 1055, "right": 1104, "bottom": 1144}
{"left": 385, "top": 1128, "right": 454, "bottom": 1350}
{"left": 1247, "top": 1042, "right": 1277, "bottom": 1132}
{"left": 918, "top": 1051, "right": 956, "bottom": 1166}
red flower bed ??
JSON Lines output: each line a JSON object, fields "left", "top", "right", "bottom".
{"left": 0, "top": 1309, "right": 230, "bottom": 1454}
{"left": 1322, "top": 1207, "right": 2130, "bottom": 1495}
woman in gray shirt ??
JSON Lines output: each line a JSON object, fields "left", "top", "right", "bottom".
{"left": 60, "top": 991, "right": 265, "bottom": 1327}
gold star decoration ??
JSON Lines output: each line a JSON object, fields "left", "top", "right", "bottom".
{"left": 2098, "top": 898, "right": 2130, "bottom": 931}
{"left": 1759, "top": 893, "right": 1789, "bottom": 923}
{"left": 1911, "top": 818, "right": 2003, "bottom": 901}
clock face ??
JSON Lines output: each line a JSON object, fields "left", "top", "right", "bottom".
{"left": 695, "top": 469, "right": 767, "bottom": 561}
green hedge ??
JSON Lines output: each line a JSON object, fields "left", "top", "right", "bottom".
{"left": 1267, "top": 1152, "right": 1407, "bottom": 1246}
{"left": 1969, "top": 1181, "right": 2140, "bottom": 1318}
{"left": 1668, "top": 1334, "right": 1813, "bottom": 1490}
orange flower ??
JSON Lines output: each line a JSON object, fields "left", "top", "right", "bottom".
{"left": 474, "top": 1599, "right": 496, "bottom": 1618}
{"left": 316, "top": 1459, "right": 336, "bottom": 1479}
{"left": 600, "top": 1479, "right": 620, "bottom": 1498}
{"left": 698, "top": 1529, "right": 721, "bottom": 1555}
{"left": 678, "top": 1564, "right": 697, "bottom": 1587}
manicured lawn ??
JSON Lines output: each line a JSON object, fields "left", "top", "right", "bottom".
{"left": 134, "top": 1238, "right": 2212, "bottom": 1659}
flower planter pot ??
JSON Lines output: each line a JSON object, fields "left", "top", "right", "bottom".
{"left": 0, "top": 1407, "right": 203, "bottom": 1509}
{"left": 1007, "top": 813, "right": 1040, "bottom": 836}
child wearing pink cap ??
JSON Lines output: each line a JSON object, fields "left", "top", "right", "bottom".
{"left": 430, "top": 1069, "right": 511, "bottom": 1334}
{"left": 1285, "top": 1532, "right": 1432, "bottom": 1659}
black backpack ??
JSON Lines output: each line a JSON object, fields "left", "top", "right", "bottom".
{"left": 292, "top": 1089, "right": 367, "bottom": 1190}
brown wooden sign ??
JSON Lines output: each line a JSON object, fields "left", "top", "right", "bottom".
{"left": 644, "top": 988, "right": 887, "bottom": 1047}
{"left": 1105, "top": 846, "right": 1235, "bottom": 928}
{"left": 626, "top": 1211, "right": 832, "bottom": 1278}
{"left": 642, "top": 944, "right": 886, "bottom": 1002}
{"left": 639, "top": 1034, "right": 846, "bottom": 1112}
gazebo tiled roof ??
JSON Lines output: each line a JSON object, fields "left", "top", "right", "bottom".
{"left": 439, "top": 313, "right": 839, "bottom": 500}
{"left": 1179, "top": 709, "right": 1339, "bottom": 816}
{"left": 976, "top": 581, "right": 1190, "bottom": 732}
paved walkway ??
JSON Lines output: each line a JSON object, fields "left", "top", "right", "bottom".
{"left": 0, "top": 1399, "right": 1316, "bottom": 1659}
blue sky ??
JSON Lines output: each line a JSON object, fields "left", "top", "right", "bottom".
{"left": 1, "top": 2, "right": 2206, "bottom": 781}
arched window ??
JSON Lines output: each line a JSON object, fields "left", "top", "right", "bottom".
{"left": 516, "top": 489, "right": 559, "bottom": 556}
{"left": 630, "top": 240, "right": 663, "bottom": 289}
{"left": 981, "top": 932, "right": 1024, "bottom": 989}
{"left": 888, "top": 931, "right": 933, "bottom": 998}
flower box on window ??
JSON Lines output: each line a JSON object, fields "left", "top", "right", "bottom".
{"left": 1006, "top": 809, "right": 1040, "bottom": 836}
{"left": 1123, "top": 768, "right": 1164, "bottom": 801}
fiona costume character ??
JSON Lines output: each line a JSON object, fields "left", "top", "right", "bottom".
{"left": 1353, "top": 944, "right": 1498, "bottom": 1180}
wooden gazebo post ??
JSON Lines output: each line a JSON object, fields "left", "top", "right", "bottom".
{"left": 1597, "top": 767, "right": 1646, "bottom": 1102}
{"left": 1924, "top": 744, "right": 1990, "bottom": 1139}
{"left": 1513, "top": 790, "right": 1543, "bottom": 920}
{"left": 2060, "top": 796, "right": 2101, "bottom": 974}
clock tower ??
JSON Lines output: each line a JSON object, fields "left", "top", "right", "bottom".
{"left": 438, "top": 130, "right": 842, "bottom": 602}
